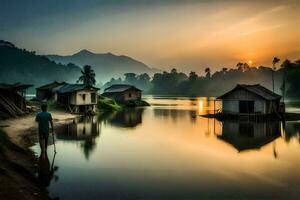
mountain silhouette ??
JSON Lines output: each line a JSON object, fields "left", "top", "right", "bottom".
{"left": 0, "top": 40, "right": 81, "bottom": 91}
{"left": 47, "top": 50, "right": 160, "bottom": 82}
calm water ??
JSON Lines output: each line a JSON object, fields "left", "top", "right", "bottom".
{"left": 33, "top": 97, "right": 300, "bottom": 200}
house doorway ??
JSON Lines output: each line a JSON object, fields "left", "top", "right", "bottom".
{"left": 239, "top": 101, "right": 254, "bottom": 113}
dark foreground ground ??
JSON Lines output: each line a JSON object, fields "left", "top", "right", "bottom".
{"left": 0, "top": 111, "right": 76, "bottom": 200}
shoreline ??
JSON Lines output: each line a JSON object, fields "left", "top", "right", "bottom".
{"left": 0, "top": 111, "right": 77, "bottom": 200}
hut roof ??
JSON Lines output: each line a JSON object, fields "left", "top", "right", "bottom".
{"left": 217, "top": 84, "right": 282, "bottom": 101}
{"left": 0, "top": 83, "right": 32, "bottom": 91}
{"left": 103, "top": 84, "right": 141, "bottom": 93}
{"left": 36, "top": 81, "right": 66, "bottom": 90}
{"left": 54, "top": 84, "right": 99, "bottom": 94}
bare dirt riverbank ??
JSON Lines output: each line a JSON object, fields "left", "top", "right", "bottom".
{"left": 0, "top": 111, "right": 76, "bottom": 200}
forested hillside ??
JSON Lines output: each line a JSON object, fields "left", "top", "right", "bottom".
{"left": 0, "top": 40, "right": 81, "bottom": 91}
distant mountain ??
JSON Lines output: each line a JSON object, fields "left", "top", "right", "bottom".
{"left": 0, "top": 40, "right": 81, "bottom": 92}
{"left": 47, "top": 50, "right": 160, "bottom": 82}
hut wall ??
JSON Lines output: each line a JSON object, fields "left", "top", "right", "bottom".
{"left": 74, "top": 90, "right": 97, "bottom": 105}
{"left": 36, "top": 89, "right": 53, "bottom": 101}
{"left": 70, "top": 93, "right": 77, "bottom": 105}
{"left": 254, "top": 100, "right": 266, "bottom": 113}
{"left": 36, "top": 90, "right": 45, "bottom": 101}
{"left": 221, "top": 88, "right": 267, "bottom": 114}
{"left": 104, "top": 93, "right": 125, "bottom": 102}
{"left": 222, "top": 100, "right": 239, "bottom": 113}
{"left": 123, "top": 89, "right": 141, "bottom": 101}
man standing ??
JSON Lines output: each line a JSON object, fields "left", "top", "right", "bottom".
{"left": 35, "top": 104, "right": 54, "bottom": 152}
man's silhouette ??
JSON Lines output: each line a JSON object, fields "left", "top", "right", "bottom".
{"left": 35, "top": 104, "right": 53, "bottom": 152}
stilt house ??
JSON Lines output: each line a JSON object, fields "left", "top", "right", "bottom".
{"left": 36, "top": 82, "right": 99, "bottom": 113}
{"left": 53, "top": 84, "right": 99, "bottom": 113}
{"left": 217, "top": 84, "right": 282, "bottom": 114}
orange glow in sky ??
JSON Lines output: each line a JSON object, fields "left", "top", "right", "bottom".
{"left": 2, "top": 0, "right": 300, "bottom": 74}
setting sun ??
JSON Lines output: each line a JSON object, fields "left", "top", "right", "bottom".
{"left": 248, "top": 60, "right": 253, "bottom": 65}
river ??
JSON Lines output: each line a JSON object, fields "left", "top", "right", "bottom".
{"left": 32, "top": 96, "right": 300, "bottom": 200}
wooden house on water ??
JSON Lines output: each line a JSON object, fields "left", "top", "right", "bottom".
{"left": 102, "top": 84, "right": 142, "bottom": 103}
{"left": 36, "top": 82, "right": 99, "bottom": 113}
{"left": 216, "top": 84, "right": 282, "bottom": 118}
{"left": 0, "top": 83, "right": 32, "bottom": 118}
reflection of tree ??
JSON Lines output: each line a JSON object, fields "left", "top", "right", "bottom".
{"left": 283, "top": 122, "right": 300, "bottom": 143}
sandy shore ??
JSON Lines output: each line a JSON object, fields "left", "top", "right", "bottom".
{"left": 0, "top": 111, "right": 76, "bottom": 200}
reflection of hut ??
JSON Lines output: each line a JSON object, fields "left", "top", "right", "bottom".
{"left": 102, "top": 84, "right": 141, "bottom": 103}
{"left": 217, "top": 84, "right": 282, "bottom": 115}
{"left": 0, "top": 83, "right": 32, "bottom": 118}
{"left": 56, "top": 116, "right": 100, "bottom": 140}
{"left": 218, "top": 121, "right": 281, "bottom": 151}
{"left": 108, "top": 108, "right": 143, "bottom": 128}
{"left": 55, "top": 116, "right": 101, "bottom": 160}
{"left": 36, "top": 81, "right": 65, "bottom": 101}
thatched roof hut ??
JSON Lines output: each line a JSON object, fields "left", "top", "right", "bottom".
{"left": 0, "top": 83, "right": 32, "bottom": 119}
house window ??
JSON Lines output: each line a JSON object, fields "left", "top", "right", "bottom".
{"left": 82, "top": 94, "right": 86, "bottom": 101}
{"left": 239, "top": 101, "right": 254, "bottom": 113}
{"left": 91, "top": 93, "right": 96, "bottom": 103}
{"left": 128, "top": 93, "right": 132, "bottom": 98}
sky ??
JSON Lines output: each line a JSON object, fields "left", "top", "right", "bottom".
{"left": 1, "top": 0, "right": 300, "bottom": 73}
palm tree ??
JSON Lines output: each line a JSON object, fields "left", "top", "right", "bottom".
{"left": 77, "top": 65, "right": 96, "bottom": 86}
{"left": 272, "top": 57, "right": 280, "bottom": 92}
{"left": 205, "top": 67, "right": 211, "bottom": 78}
{"left": 280, "top": 59, "right": 291, "bottom": 103}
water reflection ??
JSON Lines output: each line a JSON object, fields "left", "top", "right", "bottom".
{"left": 34, "top": 97, "right": 300, "bottom": 200}
{"left": 145, "top": 96, "right": 219, "bottom": 115}
{"left": 217, "top": 121, "right": 281, "bottom": 154}
{"left": 101, "top": 108, "right": 144, "bottom": 128}
{"left": 38, "top": 152, "right": 58, "bottom": 187}
{"left": 56, "top": 116, "right": 101, "bottom": 159}
{"left": 283, "top": 121, "right": 300, "bottom": 143}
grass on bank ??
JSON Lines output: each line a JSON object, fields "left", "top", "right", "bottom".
{"left": 97, "top": 95, "right": 122, "bottom": 111}
{"left": 97, "top": 95, "right": 150, "bottom": 111}
{"left": 121, "top": 100, "right": 150, "bottom": 107}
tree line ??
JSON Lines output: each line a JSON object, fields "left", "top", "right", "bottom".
{"left": 98, "top": 58, "right": 300, "bottom": 97}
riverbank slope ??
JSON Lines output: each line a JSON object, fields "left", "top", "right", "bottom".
{"left": 0, "top": 111, "right": 76, "bottom": 200}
